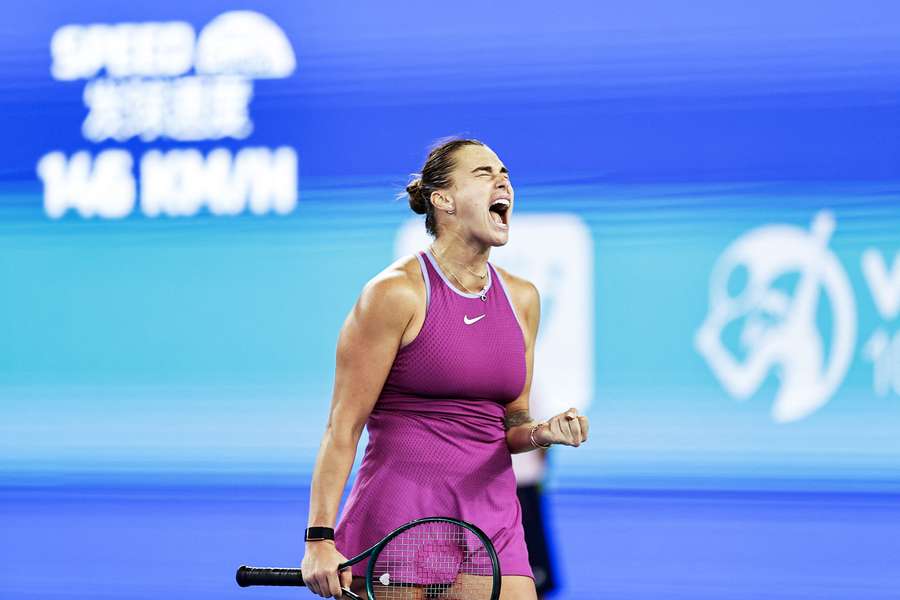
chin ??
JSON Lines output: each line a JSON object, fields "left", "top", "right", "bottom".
{"left": 490, "top": 232, "right": 510, "bottom": 247}
{"left": 472, "top": 224, "right": 509, "bottom": 247}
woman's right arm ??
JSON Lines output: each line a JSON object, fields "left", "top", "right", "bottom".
{"left": 301, "top": 269, "right": 419, "bottom": 599}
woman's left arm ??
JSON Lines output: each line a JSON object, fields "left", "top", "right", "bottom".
{"left": 503, "top": 275, "right": 589, "bottom": 453}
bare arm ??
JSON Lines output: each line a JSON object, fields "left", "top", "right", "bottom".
{"left": 503, "top": 277, "right": 543, "bottom": 454}
{"left": 502, "top": 273, "right": 589, "bottom": 453}
{"left": 302, "top": 268, "right": 419, "bottom": 598}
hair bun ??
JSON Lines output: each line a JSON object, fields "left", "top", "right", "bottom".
{"left": 406, "top": 178, "right": 428, "bottom": 214}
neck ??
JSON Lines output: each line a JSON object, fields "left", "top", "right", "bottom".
{"left": 430, "top": 233, "right": 490, "bottom": 288}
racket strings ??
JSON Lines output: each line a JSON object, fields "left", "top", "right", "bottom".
{"left": 372, "top": 521, "right": 494, "bottom": 599}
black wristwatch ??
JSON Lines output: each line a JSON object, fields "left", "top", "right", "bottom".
{"left": 304, "top": 526, "right": 335, "bottom": 542}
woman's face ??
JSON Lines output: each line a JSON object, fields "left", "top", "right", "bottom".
{"left": 441, "top": 144, "right": 513, "bottom": 247}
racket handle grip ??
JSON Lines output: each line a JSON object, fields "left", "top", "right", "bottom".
{"left": 236, "top": 565, "right": 306, "bottom": 587}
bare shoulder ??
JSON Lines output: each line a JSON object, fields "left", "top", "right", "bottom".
{"left": 355, "top": 254, "right": 424, "bottom": 326}
{"left": 493, "top": 265, "right": 540, "bottom": 323}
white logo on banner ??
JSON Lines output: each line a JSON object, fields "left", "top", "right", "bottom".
{"left": 38, "top": 11, "right": 298, "bottom": 220}
{"left": 395, "top": 215, "right": 594, "bottom": 421}
{"left": 195, "top": 11, "right": 296, "bottom": 78}
{"left": 695, "top": 211, "right": 857, "bottom": 423}
{"left": 862, "top": 250, "right": 900, "bottom": 397}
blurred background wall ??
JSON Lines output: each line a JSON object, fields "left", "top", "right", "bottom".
{"left": 2, "top": 1, "right": 899, "bottom": 598}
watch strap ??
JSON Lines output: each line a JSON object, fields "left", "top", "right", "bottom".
{"left": 304, "top": 526, "right": 335, "bottom": 542}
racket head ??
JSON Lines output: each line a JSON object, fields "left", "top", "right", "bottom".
{"left": 364, "top": 517, "right": 501, "bottom": 600}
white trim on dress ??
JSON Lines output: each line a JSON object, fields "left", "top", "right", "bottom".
{"left": 423, "top": 248, "right": 493, "bottom": 299}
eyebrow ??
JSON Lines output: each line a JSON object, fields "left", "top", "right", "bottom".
{"left": 471, "top": 165, "right": 509, "bottom": 175}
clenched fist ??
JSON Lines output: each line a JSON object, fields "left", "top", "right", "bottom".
{"left": 534, "top": 408, "right": 589, "bottom": 447}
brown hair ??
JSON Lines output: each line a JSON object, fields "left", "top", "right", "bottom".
{"left": 405, "top": 137, "right": 485, "bottom": 237}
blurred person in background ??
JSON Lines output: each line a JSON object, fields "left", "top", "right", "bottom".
{"left": 512, "top": 387, "right": 559, "bottom": 599}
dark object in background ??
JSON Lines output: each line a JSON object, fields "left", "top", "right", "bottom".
{"left": 517, "top": 482, "right": 558, "bottom": 597}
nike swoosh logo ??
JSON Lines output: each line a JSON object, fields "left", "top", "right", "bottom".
{"left": 464, "top": 314, "right": 486, "bottom": 325}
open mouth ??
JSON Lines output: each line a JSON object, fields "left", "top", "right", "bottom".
{"left": 488, "top": 198, "right": 510, "bottom": 229}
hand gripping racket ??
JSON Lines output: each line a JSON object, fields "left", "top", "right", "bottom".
{"left": 236, "top": 516, "right": 501, "bottom": 600}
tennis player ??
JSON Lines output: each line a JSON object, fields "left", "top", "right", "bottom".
{"left": 301, "top": 138, "right": 590, "bottom": 599}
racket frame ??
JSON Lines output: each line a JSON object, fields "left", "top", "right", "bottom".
{"left": 236, "top": 516, "right": 501, "bottom": 600}
{"left": 363, "top": 516, "right": 501, "bottom": 600}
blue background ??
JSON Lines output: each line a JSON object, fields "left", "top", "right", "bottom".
{"left": 2, "top": 1, "right": 899, "bottom": 598}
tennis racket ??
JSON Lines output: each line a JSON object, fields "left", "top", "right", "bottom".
{"left": 236, "top": 516, "right": 501, "bottom": 600}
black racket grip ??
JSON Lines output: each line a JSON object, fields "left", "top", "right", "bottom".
{"left": 236, "top": 565, "right": 306, "bottom": 587}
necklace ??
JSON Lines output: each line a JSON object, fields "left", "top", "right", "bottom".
{"left": 439, "top": 232, "right": 488, "bottom": 279}
{"left": 431, "top": 232, "right": 487, "bottom": 280}
{"left": 468, "top": 265, "right": 488, "bottom": 280}
{"left": 430, "top": 244, "right": 489, "bottom": 301}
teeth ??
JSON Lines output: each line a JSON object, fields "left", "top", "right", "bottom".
{"left": 490, "top": 198, "right": 510, "bottom": 209}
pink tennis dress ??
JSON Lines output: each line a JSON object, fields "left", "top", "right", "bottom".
{"left": 334, "top": 249, "right": 532, "bottom": 579}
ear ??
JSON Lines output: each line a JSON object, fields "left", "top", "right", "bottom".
{"left": 430, "top": 191, "right": 454, "bottom": 214}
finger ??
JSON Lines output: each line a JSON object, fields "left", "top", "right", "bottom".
{"left": 339, "top": 566, "right": 353, "bottom": 592}
{"left": 579, "top": 416, "right": 589, "bottom": 442}
{"left": 328, "top": 572, "right": 343, "bottom": 598}
{"left": 553, "top": 413, "right": 572, "bottom": 446}
{"left": 564, "top": 408, "right": 580, "bottom": 444}
{"left": 546, "top": 417, "right": 561, "bottom": 443}
{"left": 550, "top": 416, "right": 572, "bottom": 446}
{"left": 567, "top": 416, "right": 583, "bottom": 446}
{"left": 314, "top": 574, "right": 329, "bottom": 598}
{"left": 313, "top": 574, "right": 327, "bottom": 598}
{"left": 552, "top": 417, "right": 568, "bottom": 445}
{"left": 569, "top": 417, "right": 581, "bottom": 447}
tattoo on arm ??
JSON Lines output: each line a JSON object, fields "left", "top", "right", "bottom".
{"left": 504, "top": 410, "right": 532, "bottom": 431}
